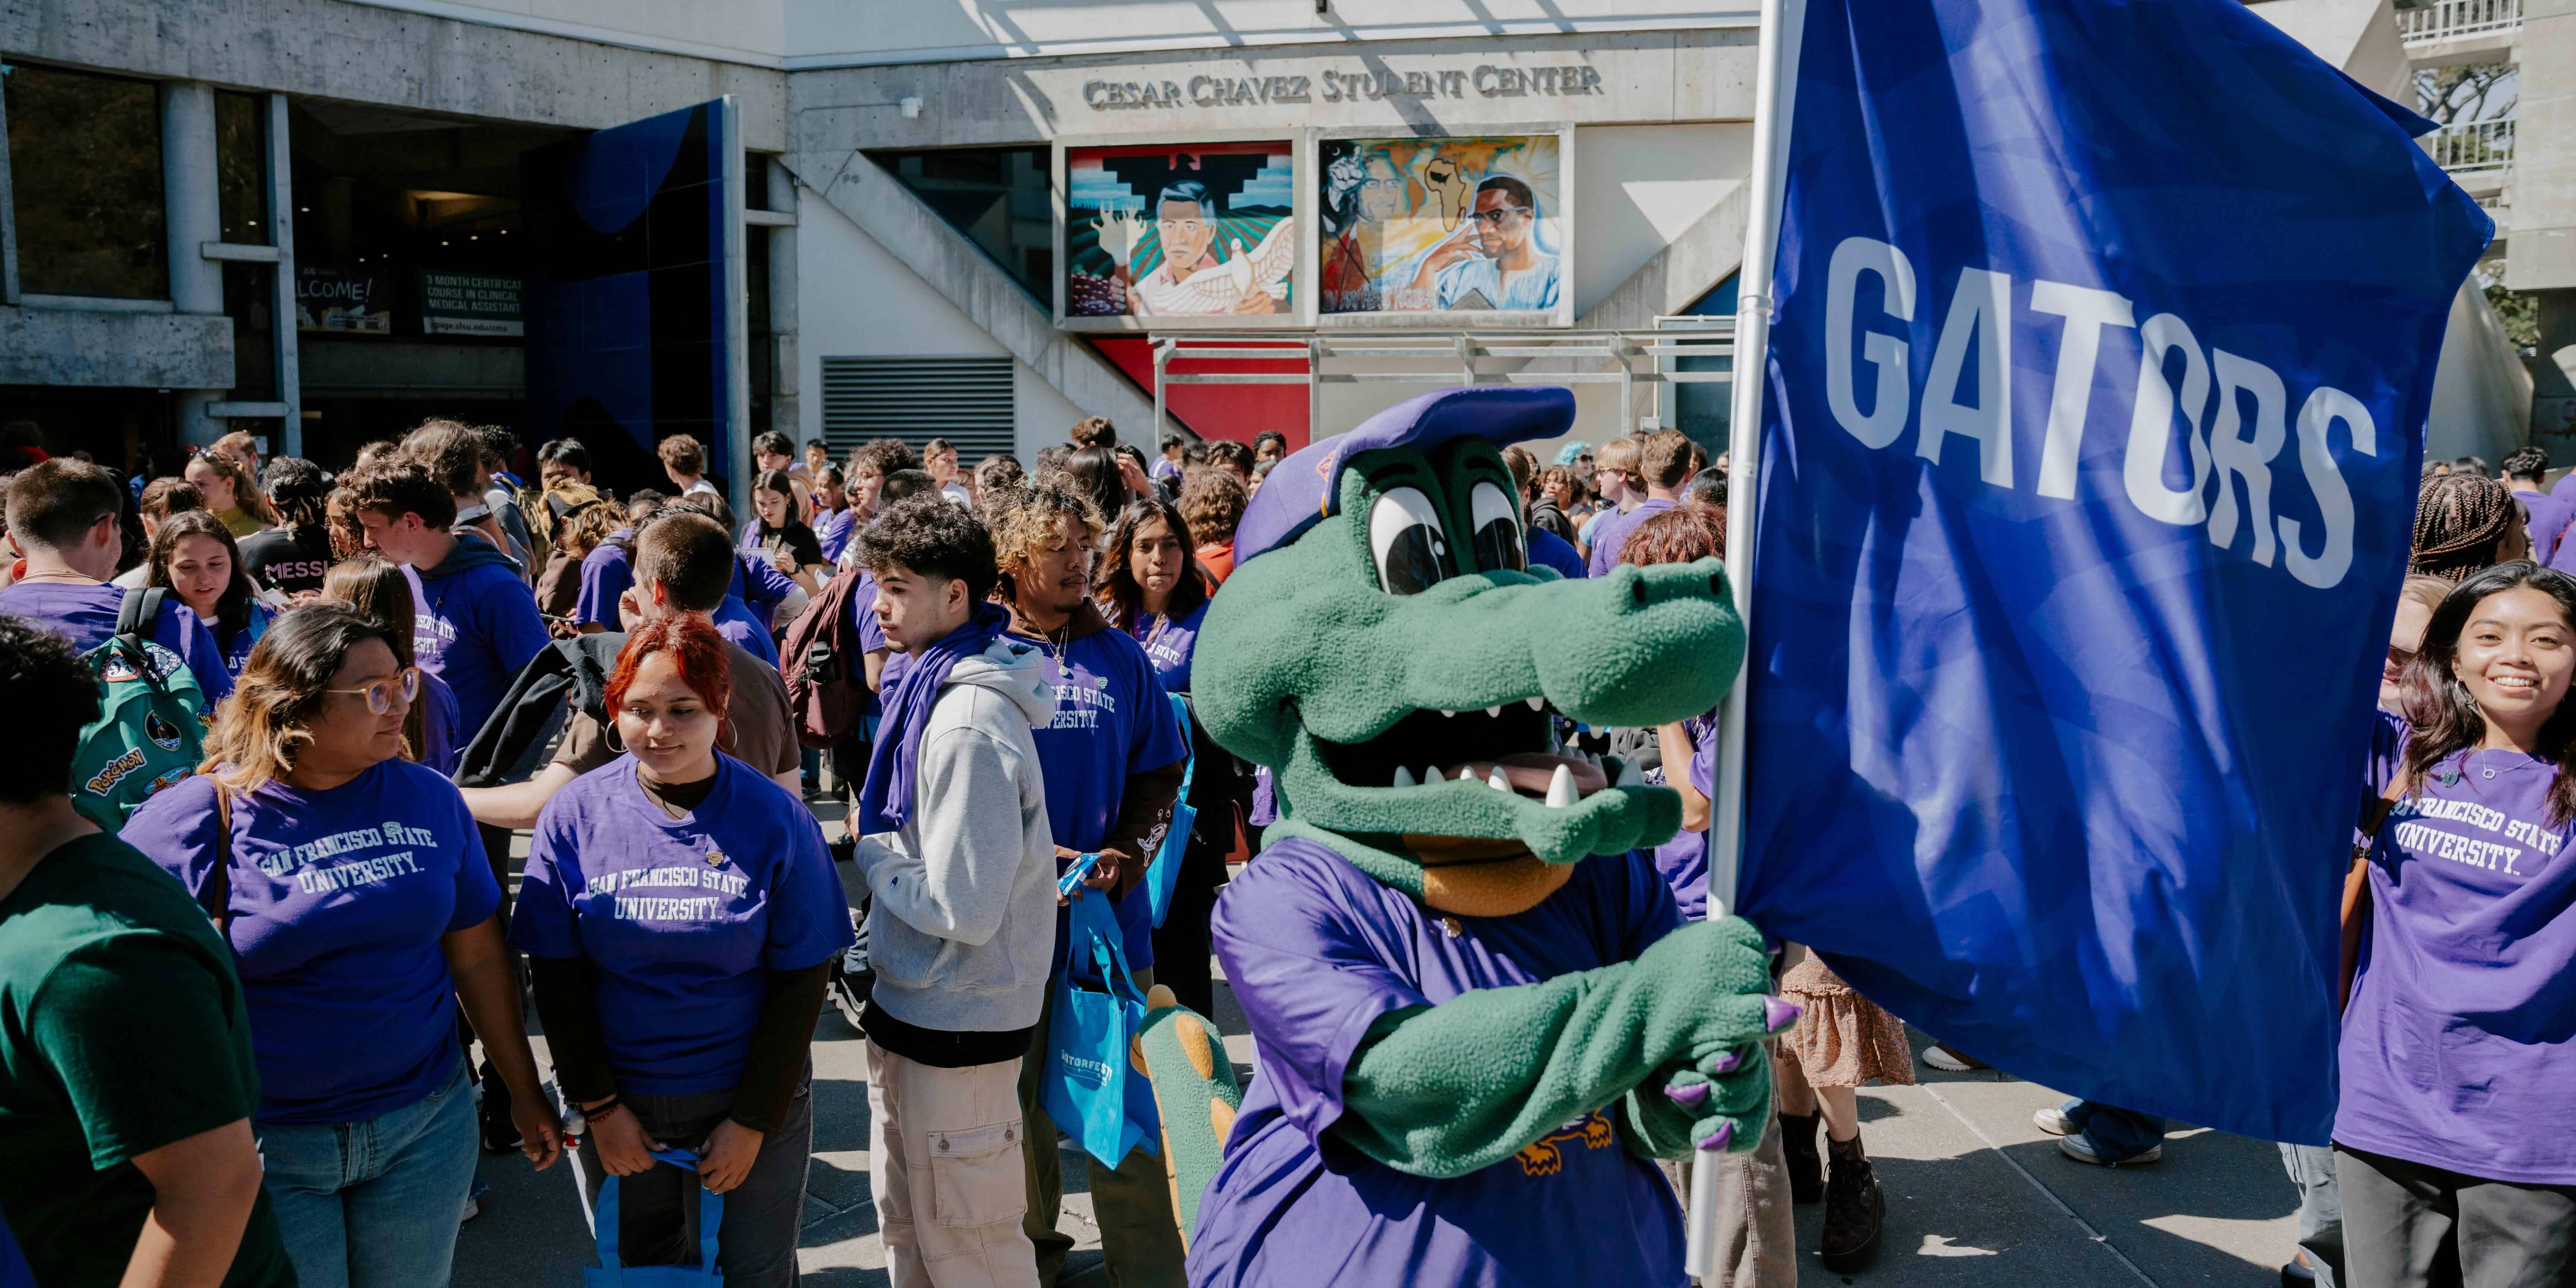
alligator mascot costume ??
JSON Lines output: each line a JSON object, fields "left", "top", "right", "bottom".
{"left": 1171, "top": 385, "right": 1787, "bottom": 1285}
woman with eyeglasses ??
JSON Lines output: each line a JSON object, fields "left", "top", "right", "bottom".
{"left": 123, "top": 602, "right": 562, "bottom": 1288}
{"left": 324, "top": 553, "right": 465, "bottom": 778}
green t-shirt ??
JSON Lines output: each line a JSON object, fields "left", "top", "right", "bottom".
{"left": 0, "top": 832, "right": 293, "bottom": 1288}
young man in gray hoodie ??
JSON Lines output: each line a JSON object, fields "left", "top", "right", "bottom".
{"left": 848, "top": 496, "right": 1058, "bottom": 1287}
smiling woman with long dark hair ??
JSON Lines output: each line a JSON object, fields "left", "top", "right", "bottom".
{"left": 1097, "top": 496, "right": 1210, "bottom": 685}
{"left": 148, "top": 509, "right": 271, "bottom": 678}
{"left": 2338, "top": 560, "right": 2576, "bottom": 1288}
{"left": 1096, "top": 495, "right": 1247, "bottom": 1017}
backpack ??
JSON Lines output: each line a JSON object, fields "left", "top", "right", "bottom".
{"left": 454, "top": 632, "right": 626, "bottom": 787}
{"left": 782, "top": 565, "right": 872, "bottom": 750}
{"left": 70, "top": 587, "right": 208, "bottom": 829}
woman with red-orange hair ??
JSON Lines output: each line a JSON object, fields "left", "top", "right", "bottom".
{"left": 512, "top": 616, "right": 851, "bottom": 1287}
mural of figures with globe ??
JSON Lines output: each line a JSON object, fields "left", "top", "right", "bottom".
{"left": 1319, "top": 135, "right": 1563, "bottom": 316}
{"left": 1064, "top": 141, "right": 1296, "bottom": 320}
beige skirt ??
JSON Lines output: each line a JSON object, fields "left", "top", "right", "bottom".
{"left": 1777, "top": 943, "right": 1916, "bottom": 1089}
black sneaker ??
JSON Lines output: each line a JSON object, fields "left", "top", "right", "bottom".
{"left": 477, "top": 1063, "right": 522, "bottom": 1155}
{"left": 825, "top": 907, "right": 872, "bottom": 1030}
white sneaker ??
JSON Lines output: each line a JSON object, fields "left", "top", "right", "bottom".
{"left": 2059, "top": 1134, "right": 2160, "bottom": 1166}
{"left": 1921, "top": 1044, "right": 1984, "bottom": 1072}
{"left": 2032, "top": 1106, "right": 2076, "bottom": 1136}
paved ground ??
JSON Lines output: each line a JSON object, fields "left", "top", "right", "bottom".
{"left": 455, "top": 808, "right": 2305, "bottom": 1287}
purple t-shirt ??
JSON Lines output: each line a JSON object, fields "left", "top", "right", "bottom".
{"left": 1585, "top": 498, "right": 1677, "bottom": 577}
{"left": 123, "top": 761, "right": 498, "bottom": 1124}
{"left": 420, "top": 668, "right": 462, "bottom": 777}
{"left": 574, "top": 536, "right": 634, "bottom": 631}
{"left": 2520, "top": 487, "right": 2576, "bottom": 566}
{"left": 1189, "top": 836, "right": 1687, "bottom": 1287}
{"left": 1023, "top": 626, "right": 1187, "bottom": 968}
{"left": 1648, "top": 713, "right": 1719, "bottom": 921}
{"left": 1527, "top": 525, "right": 1587, "bottom": 580}
{"left": 2339, "top": 708, "right": 2576, "bottom": 1183}
{"left": 215, "top": 601, "right": 271, "bottom": 679}
{"left": 839, "top": 573, "right": 892, "bottom": 723}
{"left": 0, "top": 580, "right": 234, "bottom": 702}
{"left": 412, "top": 538, "right": 551, "bottom": 741}
{"left": 513, "top": 752, "right": 854, "bottom": 1096}
{"left": 1130, "top": 600, "right": 1209, "bottom": 695}
{"left": 732, "top": 554, "right": 795, "bottom": 629}
{"left": 1249, "top": 766, "right": 1277, "bottom": 828}
{"left": 813, "top": 505, "right": 855, "bottom": 566}
{"left": 713, "top": 596, "right": 779, "bottom": 668}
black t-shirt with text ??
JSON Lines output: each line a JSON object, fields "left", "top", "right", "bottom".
{"left": 237, "top": 524, "right": 335, "bottom": 597}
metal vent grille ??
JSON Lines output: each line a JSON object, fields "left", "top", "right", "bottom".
{"left": 819, "top": 356, "right": 1016, "bottom": 462}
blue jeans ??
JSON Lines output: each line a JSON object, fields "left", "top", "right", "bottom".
{"left": 257, "top": 1055, "right": 480, "bottom": 1288}
{"left": 2061, "top": 1098, "right": 2165, "bottom": 1162}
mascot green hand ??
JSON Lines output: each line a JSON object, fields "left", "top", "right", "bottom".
{"left": 1182, "top": 386, "right": 1775, "bottom": 1288}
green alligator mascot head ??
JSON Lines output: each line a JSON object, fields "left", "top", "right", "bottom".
{"left": 1197, "top": 386, "right": 1745, "bottom": 916}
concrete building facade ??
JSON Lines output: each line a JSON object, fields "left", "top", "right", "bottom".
{"left": 0, "top": 0, "right": 2534, "bottom": 484}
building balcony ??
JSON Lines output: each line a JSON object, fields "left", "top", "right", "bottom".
{"left": 2400, "top": 0, "right": 2521, "bottom": 64}
{"left": 2424, "top": 118, "right": 2513, "bottom": 197}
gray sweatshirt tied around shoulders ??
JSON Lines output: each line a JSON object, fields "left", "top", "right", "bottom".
{"left": 854, "top": 639, "right": 1060, "bottom": 1035}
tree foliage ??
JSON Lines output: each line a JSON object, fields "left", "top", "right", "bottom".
{"left": 2414, "top": 64, "right": 2517, "bottom": 125}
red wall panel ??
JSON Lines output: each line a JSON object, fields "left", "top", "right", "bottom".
{"left": 1090, "top": 336, "right": 1313, "bottom": 452}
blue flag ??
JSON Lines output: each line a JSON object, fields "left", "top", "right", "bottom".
{"left": 1739, "top": 0, "right": 2491, "bottom": 1145}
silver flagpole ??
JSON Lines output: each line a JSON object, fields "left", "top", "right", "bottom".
{"left": 1687, "top": 0, "right": 1805, "bottom": 1276}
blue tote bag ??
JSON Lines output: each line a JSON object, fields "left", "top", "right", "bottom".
{"left": 1145, "top": 692, "right": 1199, "bottom": 930}
{"left": 1044, "top": 892, "right": 1160, "bottom": 1165}
{"left": 585, "top": 1147, "right": 725, "bottom": 1287}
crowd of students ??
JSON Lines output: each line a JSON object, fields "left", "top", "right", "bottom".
{"left": 0, "top": 413, "right": 2564, "bottom": 1288}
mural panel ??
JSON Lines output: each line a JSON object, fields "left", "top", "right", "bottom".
{"left": 1065, "top": 141, "right": 1296, "bottom": 320}
{"left": 1319, "top": 135, "right": 1564, "bottom": 316}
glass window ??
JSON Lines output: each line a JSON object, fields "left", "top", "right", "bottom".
{"left": 215, "top": 91, "right": 266, "bottom": 244}
{"left": 748, "top": 224, "right": 771, "bottom": 434}
{"left": 222, "top": 262, "right": 275, "bottom": 400}
{"left": 1671, "top": 274, "right": 1739, "bottom": 456}
{"left": 4, "top": 63, "right": 168, "bottom": 299}
{"left": 868, "top": 146, "right": 1050, "bottom": 302}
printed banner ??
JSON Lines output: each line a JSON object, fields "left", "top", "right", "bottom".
{"left": 1066, "top": 141, "right": 1295, "bottom": 320}
{"left": 1738, "top": 0, "right": 2491, "bottom": 1144}
{"left": 295, "top": 265, "right": 391, "bottom": 333}
{"left": 1319, "top": 135, "right": 1562, "bottom": 315}
{"left": 419, "top": 270, "right": 524, "bottom": 337}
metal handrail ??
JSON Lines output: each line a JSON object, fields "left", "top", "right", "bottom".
{"left": 1147, "top": 324, "right": 1737, "bottom": 442}
{"left": 2423, "top": 118, "right": 2515, "bottom": 180}
{"left": 2399, "top": 0, "right": 2522, "bottom": 45}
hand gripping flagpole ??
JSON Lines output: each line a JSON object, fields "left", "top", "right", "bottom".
{"left": 1687, "top": 0, "right": 1803, "bottom": 1277}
